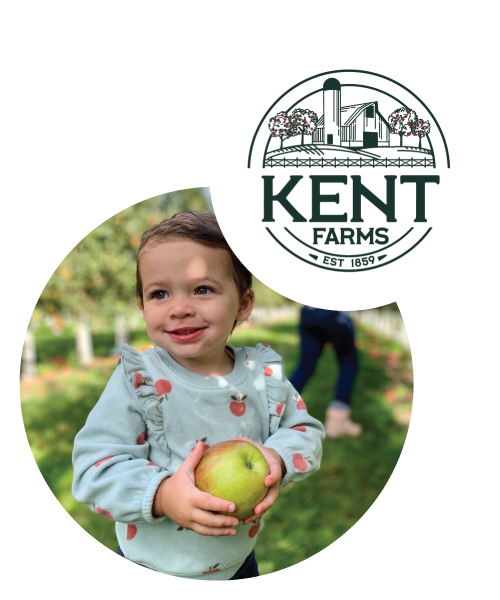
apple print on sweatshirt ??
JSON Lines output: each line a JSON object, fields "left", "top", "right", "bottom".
{"left": 229, "top": 395, "right": 247, "bottom": 417}
{"left": 191, "top": 437, "right": 210, "bottom": 452}
{"left": 155, "top": 379, "right": 172, "bottom": 401}
{"left": 203, "top": 563, "right": 220, "bottom": 574}
{"left": 96, "top": 507, "right": 114, "bottom": 520}
{"left": 276, "top": 402, "right": 285, "bottom": 416}
{"left": 248, "top": 516, "right": 262, "bottom": 537}
{"left": 294, "top": 392, "right": 307, "bottom": 410}
{"left": 132, "top": 372, "right": 143, "bottom": 389}
{"left": 248, "top": 523, "right": 261, "bottom": 538}
{"left": 292, "top": 453, "right": 309, "bottom": 472}
{"left": 94, "top": 456, "right": 113, "bottom": 467}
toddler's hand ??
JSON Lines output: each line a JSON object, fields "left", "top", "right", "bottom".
{"left": 152, "top": 441, "right": 239, "bottom": 536}
{"left": 231, "top": 437, "right": 285, "bottom": 526}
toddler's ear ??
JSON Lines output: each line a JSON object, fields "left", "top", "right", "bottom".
{"left": 236, "top": 289, "right": 255, "bottom": 322}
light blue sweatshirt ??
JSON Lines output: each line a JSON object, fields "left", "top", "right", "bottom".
{"left": 72, "top": 343, "right": 325, "bottom": 579}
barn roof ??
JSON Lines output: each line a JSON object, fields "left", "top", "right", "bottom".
{"left": 341, "top": 103, "right": 374, "bottom": 126}
{"left": 316, "top": 102, "right": 389, "bottom": 128}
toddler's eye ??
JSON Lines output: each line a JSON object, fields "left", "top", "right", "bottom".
{"left": 152, "top": 290, "right": 168, "bottom": 300}
{"left": 195, "top": 286, "right": 213, "bottom": 296}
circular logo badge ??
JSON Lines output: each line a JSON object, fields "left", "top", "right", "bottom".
{"left": 209, "top": 38, "right": 482, "bottom": 310}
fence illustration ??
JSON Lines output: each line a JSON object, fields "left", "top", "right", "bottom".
{"left": 264, "top": 156, "right": 434, "bottom": 168}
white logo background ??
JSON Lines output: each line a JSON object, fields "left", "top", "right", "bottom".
{"left": 209, "top": 38, "right": 482, "bottom": 310}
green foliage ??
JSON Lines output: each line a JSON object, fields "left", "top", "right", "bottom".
{"left": 33, "top": 185, "right": 297, "bottom": 338}
{"left": 21, "top": 320, "right": 410, "bottom": 575}
{"left": 251, "top": 276, "right": 293, "bottom": 307}
{"left": 35, "top": 188, "right": 212, "bottom": 325}
{"left": 377, "top": 302, "right": 400, "bottom": 313}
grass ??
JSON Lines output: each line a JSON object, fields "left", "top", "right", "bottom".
{"left": 20, "top": 318, "right": 412, "bottom": 575}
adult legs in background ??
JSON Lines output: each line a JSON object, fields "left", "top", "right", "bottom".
{"left": 290, "top": 307, "right": 362, "bottom": 438}
{"left": 325, "top": 315, "right": 358, "bottom": 408}
{"left": 289, "top": 311, "right": 326, "bottom": 394}
{"left": 323, "top": 314, "right": 362, "bottom": 438}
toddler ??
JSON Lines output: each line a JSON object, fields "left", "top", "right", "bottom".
{"left": 72, "top": 211, "right": 325, "bottom": 579}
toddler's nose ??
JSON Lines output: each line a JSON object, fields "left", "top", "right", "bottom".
{"left": 169, "top": 298, "right": 196, "bottom": 320}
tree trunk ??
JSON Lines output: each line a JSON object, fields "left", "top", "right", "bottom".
{"left": 280, "top": 137, "right": 283, "bottom": 150}
{"left": 115, "top": 315, "right": 129, "bottom": 347}
{"left": 21, "top": 328, "right": 37, "bottom": 380}
{"left": 76, "top": 319, "right": 94, "bottom": 366}
{"left": 399, "top": 133, "right": 403, "bottom": 147}
{"left": 301, "top": 132, "right": 304, "bottom": 145}
{"left": 419, "top": 136, "right": 422, "bottom": 149}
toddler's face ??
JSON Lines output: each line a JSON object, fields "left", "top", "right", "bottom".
{"left": 139, "top": 240, "right": 252, "bottom": 371}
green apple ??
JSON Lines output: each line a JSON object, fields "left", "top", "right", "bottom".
{"left": 194, "top": 440, "right": 269, "bottom": 521}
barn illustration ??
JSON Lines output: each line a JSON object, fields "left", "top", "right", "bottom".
{"left": 312, "top": 78, "right": 390, "bottom": 149}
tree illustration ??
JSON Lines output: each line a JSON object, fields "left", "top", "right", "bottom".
{"left": 413, "top": 118, "right": 431, "bottom": 149}
{"left": 291, "top": 108, "right": 319, "bottom": 145}
{"left": 268, "top": 111, "right": 293, "bottom": 149}
{"left": 388, "top": 107, "right": 418, "bottom": 146}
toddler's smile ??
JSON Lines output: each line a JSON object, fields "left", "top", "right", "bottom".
{"left": 138, "top": 239, "right": 253, "bottom": 376}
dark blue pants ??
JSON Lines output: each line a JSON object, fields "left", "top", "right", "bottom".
{"left": 289, "top": 307, "right": 358, "bottom": 406}
{"left": 116, "top": 546, "right": 259, "bottom": 579}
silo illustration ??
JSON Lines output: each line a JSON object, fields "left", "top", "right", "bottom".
{"left": 323, "top": 78, "right": 341, "bottom": 145}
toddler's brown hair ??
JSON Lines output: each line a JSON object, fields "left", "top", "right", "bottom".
{"left": 136, "top": 211, "right": 253, "bottom": 330}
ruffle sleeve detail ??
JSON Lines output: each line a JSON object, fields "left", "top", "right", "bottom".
{"left": 255, "top": 343, "right": 288, "bottom": 436}
{"left": 120, "top": 345, "right": 170, "bottom": 455}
